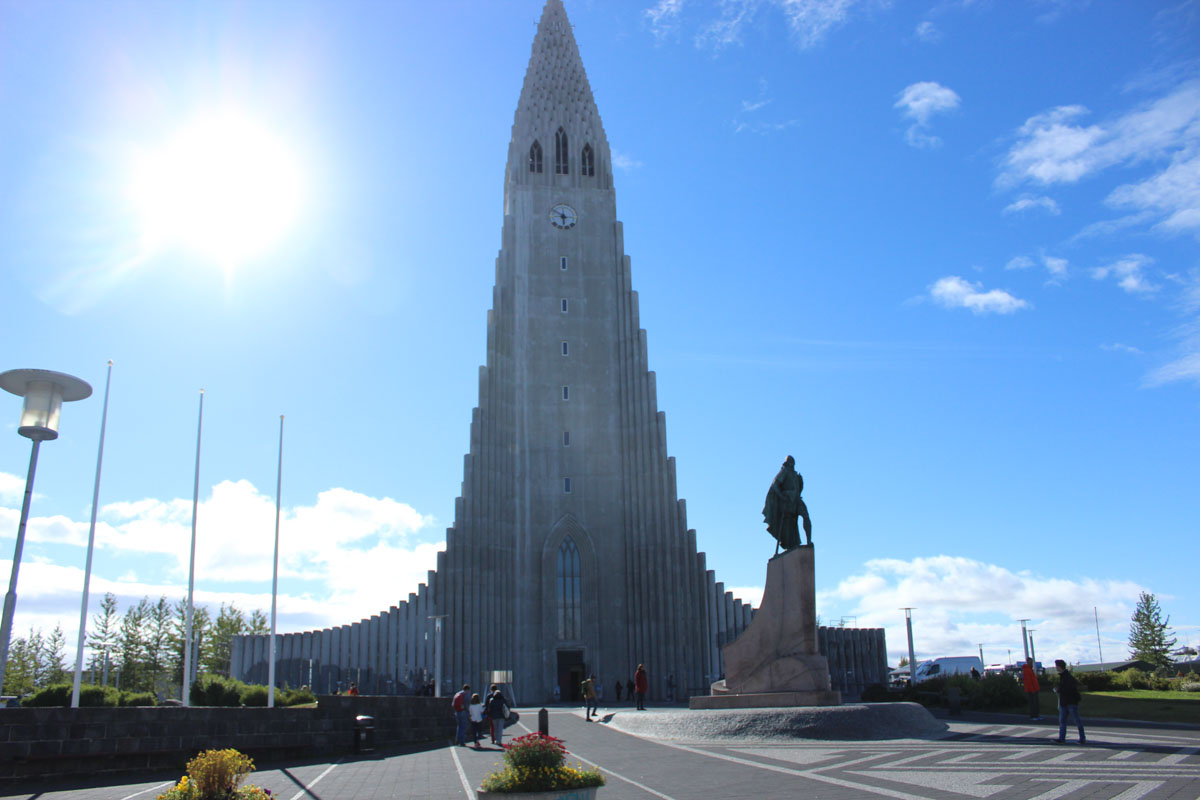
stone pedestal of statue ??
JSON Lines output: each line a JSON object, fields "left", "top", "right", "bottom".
{"left": 691, "top": 545, "right": 840, "bottom": 709}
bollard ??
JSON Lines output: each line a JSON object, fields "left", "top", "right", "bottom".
{"left": 538, "top": 707, "right": 549, "bottom": 736}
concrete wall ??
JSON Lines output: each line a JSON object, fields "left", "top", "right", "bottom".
{"left": 0, "top": 696, "right": 453, "bottom": 782}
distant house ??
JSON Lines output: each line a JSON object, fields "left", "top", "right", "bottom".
{"left": 1172, "top": 658, "right": 1200, "bottom": 675}
{"left": 1073, "top": 659, "right": 1155, "bottom": 674}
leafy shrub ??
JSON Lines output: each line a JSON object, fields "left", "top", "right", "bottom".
{"left": 191, "top": 675, "right": 245, "bottom": 707}
{"left": 22, "top": 683, "right": 72, "bottom": 707}
{"left": 281, "top": 686, "right": 316, "bottom": 706}
{"left": 22, "top": 683, "right": 128, "bottom": 707}
{"left": 157, "top": 748, "right": 271, "bottom": 800}
{"left": 1076, "top": 671, "right": 1115, "bottom": 692}
{"left": 119, "top": 691, "right": 156, "bottom": 707}
{"left": 479, "top": 733, "right": 605, "bottom": 794}
{"left": 974, "top": 674, "right": 1025, "bottom": 710}
{"left": 240, "top": 685, "right": 269, "bottom": 707}
{"left": 1114, "top": 669, "right": 1151, "bottom": 690}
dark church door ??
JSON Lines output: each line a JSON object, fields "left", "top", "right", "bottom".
{"left": 557, "top": 650, "right": 585, "bottom": 702}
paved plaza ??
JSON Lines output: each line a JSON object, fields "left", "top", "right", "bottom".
{"left": 3, "top": 707, "right": 1198, "bottom": 800}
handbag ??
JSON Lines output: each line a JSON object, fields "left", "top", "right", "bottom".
{"left": 504, "top": 710, "right": 520, "bottom": 729}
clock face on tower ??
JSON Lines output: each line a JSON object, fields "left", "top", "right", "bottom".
{"left": 549, "top": 203, "right": 578, "bottom": 229}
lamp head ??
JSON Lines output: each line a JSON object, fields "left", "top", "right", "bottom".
{"left": 0, "top": 369, "right": 92, "bottom": 441}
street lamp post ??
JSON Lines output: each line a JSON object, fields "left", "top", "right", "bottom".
{"left": 0, "top": 369, "right": 92, "bottom": 693}
{"left": 1018, "top": 619, "right": 1031, "bottom": 662}
{"left": 902, "top": 608, "right": 917, "bottom": 685}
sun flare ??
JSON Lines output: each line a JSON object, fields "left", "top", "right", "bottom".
{"left": 129, "top": 113, "right": 305, "bottom": 270}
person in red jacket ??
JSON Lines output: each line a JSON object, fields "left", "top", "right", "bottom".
{"left": 634, "top": 664, "right": 648, "bottom": 711}
{"left": 1022, "top": 658, "right": 1041, "bottom": 720}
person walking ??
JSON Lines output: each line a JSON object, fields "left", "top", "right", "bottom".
{"left": 626, "top": 677, "right": 635, "bottom": 703}
{"left": 1022, "top": 658, "right": 1041, "bottom": 720}
{"left": 614, "top": 679, "right": 624, "bottom": 703}
{"left": 635, "top": 664, "right": 648, "bottom": 710}
{"left": 452, "top": 683, "right": 471, "bottom": 746}
{"left": 486, "top": 684, "right": 510, "bottom": 747}
{"left": 468, "top": 693, "right": 485, "bottom": 748}
{"left": 582, "top": 674, "right": 598, "bottom": 720}
{"left": 1052, "top": 659, "right": 1086, "bottom": 744}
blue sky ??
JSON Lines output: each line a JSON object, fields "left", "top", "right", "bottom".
{"left": 1, "top": 0, "right": 1197, "bottom": 671}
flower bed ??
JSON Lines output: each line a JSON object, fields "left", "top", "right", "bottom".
{"left": 479, "top": 733, "right": 605, "bottom": 795}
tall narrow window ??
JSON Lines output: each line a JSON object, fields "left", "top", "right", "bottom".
{"left": 557, "top": 536, "right": 582, "bottom": 640}
{"left": 563, "top": 431, "right": 570, "bottom": 446}
{"left": 581, "top": 144, "right": 594, "bottom": 177}
{"left": 561, "top": 341, "right": 569, "bottom": 356}
{"left": 563, "top": 477, "right": 572, "bottom": 494}
{"left": 561, "top": 298, "right": 568, "bottom": 313}
{"left": 554, "top": 127, "right": 569, "bottom": 175}
{"left": 529, "top": 140, "right": 543, "bottom": 173}
{"left": 562, "top": 385, "right": 569, "bottom": 400}
{"left": 560, "top": 256, "right": 568, "bottom": 271}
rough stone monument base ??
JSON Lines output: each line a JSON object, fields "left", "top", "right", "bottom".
{"left": 691, "top": 545, "right": 841, "bottom": 709}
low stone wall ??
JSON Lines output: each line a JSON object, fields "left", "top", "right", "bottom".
{"left": 0, "top": 695, "right": 453, "bottom": 782}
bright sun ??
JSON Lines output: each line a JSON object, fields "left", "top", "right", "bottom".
{"left": 130, "top": 114, "right": 305, "bottom": 270}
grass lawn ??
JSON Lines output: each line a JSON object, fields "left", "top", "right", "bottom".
{"left": 1022, "top": 690, "right": 1200, "bottom": 725}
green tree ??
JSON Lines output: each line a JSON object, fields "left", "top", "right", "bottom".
{"left": 39, "top": 625, "right": 67, "bottom": 686}
{"left": 169, "top": 598, "right": 212, "bottom": 687}
{"left": 207, "top": 603, "right": 247, "bottom": 677}
{"left": 248, "top": 609, "right": 269, "bottom": 635}
{"left": 2, "top": 629, "right": 41, "bottom": 696}
{"left": 144, "top": 596, "right": 173, "bottom": 695}
{"left": 87, "top": 592, "right": 120, "bottom": 683}
{"left": 1128, "top": 591, "right": 1177, "bottom": 669}
{"left": 117, "top": 598, "right": 150, "bottom": 691}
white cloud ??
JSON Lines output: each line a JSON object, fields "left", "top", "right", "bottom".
{"left": 929, "top": 276, "right": 1029, "bottom": 314}
{"left": 999, "top": 82, "right": 1200, "bottom": 235}
{"left": 0, "top": 477, "right": 442, "bottom": 657}
{"left": 820, "top": 555, "right": 1146, "bottom": 665}
{"left": 644, "top": 0, "right": 684, "bottom": 41}
{"left": 696, "top": 0, "right": 862, "bottom": 51}
{"left": 1003, "top": 195, "right": 1061, "bottom": 215}
{"left": 895, "top": 81, "right": 961, "bottom": 148}
{"left": 1005, "top": 255, "right": 1035, "bottom": 270}
{"left": 914, "top": 20, "right": 939, "bottom": 42}
{"left": 1107, "top": 150, "right": 1200, "bottom": 235}
{"left": 1101, "top": 342, "right": 1143, "bottom": 355}
{"left": 728, "top": 585, "right": 764, "bottom": 609}
{"left": 0, "top": 472, "right": 25, "bottom": 502}
{"left": 1091, "top": 253, "right": 1158, "bottom": 294}
{"left": 1145, "top": 352, "right": 1200, "bottom": 387}
{"left": 1043, "top": 255, "right": 1068, "bottom": 279}
{"left": 611, "top": 151, "right": 644, "bottom": 171}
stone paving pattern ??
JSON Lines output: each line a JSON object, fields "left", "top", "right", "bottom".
{"left": 2, "top": 707, "right": 1198, "bottom": 800}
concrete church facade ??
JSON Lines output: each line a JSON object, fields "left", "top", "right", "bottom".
{"left": 231, "top": 0, "right": 887, "bottom": 703}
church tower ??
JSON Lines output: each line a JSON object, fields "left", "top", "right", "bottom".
{"left": 438, "top": 0, "right": 713, "bottom": 701}
{"left": 230, "top": 0, "right": 768, "bottom": 703}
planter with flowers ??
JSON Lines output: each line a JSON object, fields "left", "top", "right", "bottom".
{"left": 477, "top": 732, "right": 606, "bottom": 800}
{"left": 156, "top": 748, "right": 273, "bottom": 800}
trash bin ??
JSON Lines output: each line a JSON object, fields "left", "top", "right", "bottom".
{"left": 354, "top": 714, "right": 375, "bottom": 754}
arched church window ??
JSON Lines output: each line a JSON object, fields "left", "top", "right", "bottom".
{"left": 581, "top": 144, "right": 594, "bottom": 177}
{"left": 555, "top": 127, "right": 569, "bottom": 175}
{"left": 529, "top": 140, "right": 543, "bottom": 173}
{"left": 557, "top": 536, "right": 582, "bottom": 640}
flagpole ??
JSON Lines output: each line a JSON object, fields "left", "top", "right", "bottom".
{"left": 71, "top": 361, "right": 113, "bottom": 709}
{"left": 183, "top": 389, "right": 203, "bottom": 706}
{"left": 268, "top": 415, "right": 283, "bottom": 708}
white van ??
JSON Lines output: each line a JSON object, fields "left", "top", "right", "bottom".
{"left": 912, "top": 656, "right": 984, "bottom": 682}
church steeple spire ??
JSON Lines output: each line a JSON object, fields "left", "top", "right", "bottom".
{"left": 506, "top": 0, "right": 612, "bottom": 193}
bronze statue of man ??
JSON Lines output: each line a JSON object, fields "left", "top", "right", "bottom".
{"left": 762, "top": 455, "right": 812, "bottom": 551}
